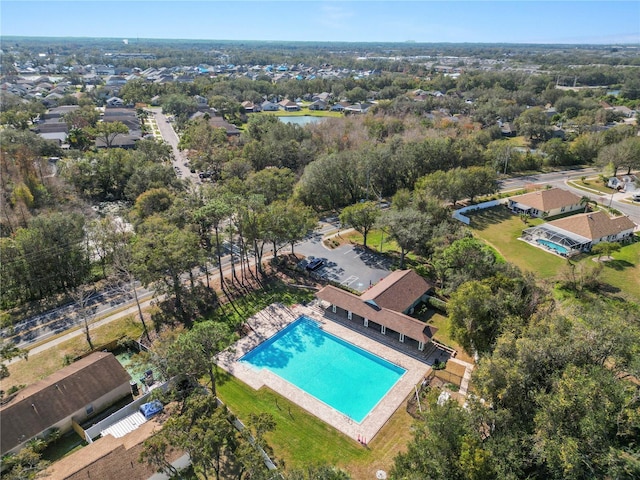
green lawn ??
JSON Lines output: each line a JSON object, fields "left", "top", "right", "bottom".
{"left": 468, "top": 207, "right": 567, "bottom": 279}
{"left": 468, "top": 206, "right": 640, "bottom": 301}
{"left": 568, "top": 178, "right": 613, "bottom": 195}
{"left": 262, "top": 109, "right": 343, "bottom": 118}
{"left": 216, "top": 373, "right": 413, "bottom": 478}
{"left": 597, "top": 240, "right": 640, "bottom": 301}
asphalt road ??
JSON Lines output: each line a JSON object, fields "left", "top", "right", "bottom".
{"left": 502, "top": 168, "right": 640, "bottom": 225}
{"left": 6, "top": 167, "right": 639, "bottom": 355}
{"left": 146, "top": 108, "right": 199, "bottom": 185}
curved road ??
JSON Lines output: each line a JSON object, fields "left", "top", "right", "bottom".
{"left": 500, "top": 168, "right": 640, "bottom": 225}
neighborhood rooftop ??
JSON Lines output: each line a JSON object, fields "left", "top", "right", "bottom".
{"left": 0, "top": 352, "right": 131, "bottom": 455}
{"left": 545, "top": 211, "right": 637, "bottom": 241}
{"left": 509, "top": 188, "right": 583, "bottom": 212}
{"left": 360, "top": 269, "right": 434, "bottom": 313}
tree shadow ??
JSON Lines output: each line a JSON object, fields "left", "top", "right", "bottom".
{"left": 467, "top": 206, "right": 515, "bottom": 231}
{"left": 603, "top": 259, "right": 634, "bottom": 271}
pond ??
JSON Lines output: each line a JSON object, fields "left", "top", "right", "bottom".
{"left": 278, "top": 115, "right": 328, "bottom": 126}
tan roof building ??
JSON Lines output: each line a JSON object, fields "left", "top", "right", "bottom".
{"left": 523, "top": 210, "right": 637, "bottom": 253}
{"left": 39, "top": 420, "right": 183, "bottom": 480}
{"left": 360, "top": 269, "right": 434, "bottom": 313}
{"left": 508, "top": 188, "right": 583, "bottom": 218}
{"left": 315, "top": 270, "right": 437, "bottom": 351}
{"left": 547, "top": 211, "right": 636, "bottom": 242}
{"left": 1, "top": 352, "right": 131, "bottom": 455}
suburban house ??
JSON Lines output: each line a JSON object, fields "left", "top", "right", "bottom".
{"left": 0, "top": 352, "right": 132, "bottom": 456}
{"left": 261, "top": 100, "right": 279, "bottom": 111}
{"left": 608, "top": 174, "right": 638, "bottom": 192}
{"left": 344, "top": 102, "right": 372, "bottom": 114}
{"left": 308, "top": 99, "right": 327, "bottom": 111}
{"left": 522, "top": 210, "right": 636, "bottom": 254}
{"left": 241, "top": 100, "right": 260, "bottom": 113}
{"left": 508, "top": 188, "right": 584, "bottom": 218}
{"left": 315, "top": 270, "right": 438, "bottom": 354}
{"left": 278, "top": 99, "right": 300, "bottom": 111}
{"left": 96, "top": 107, "right": 142, "bottom": 149}
{"left": 40, "top": 420, "right": 184, "bottom": 480}
{"left": 208, "top": 115, "right": 241, "bottom": 136}
{"left": 106, "top": 97, "right": 125, "bottom": 108}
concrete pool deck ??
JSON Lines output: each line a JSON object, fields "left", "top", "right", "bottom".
{"left": 215, "top": 303, "right": 431, "bottom": 443}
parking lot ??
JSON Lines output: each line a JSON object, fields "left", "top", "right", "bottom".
{"left": 296, "top": 228, "right": 392, "bottom": 292}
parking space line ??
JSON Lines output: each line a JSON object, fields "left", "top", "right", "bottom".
{"left": 343, "top": 248, "right": 354, "bottom": 255}
{"left": 341, "top": 275, "right": 358, "bottom": 286}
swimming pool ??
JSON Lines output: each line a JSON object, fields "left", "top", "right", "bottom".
{"left": 536, "top": 238, "right": 569, "bottom": 254}
{"left": 240, "top": 317, "right": 406, "bottom": 423}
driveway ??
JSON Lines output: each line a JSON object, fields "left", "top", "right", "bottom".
{"left": 295, "top": 226, "right": 392, "bottom": 292}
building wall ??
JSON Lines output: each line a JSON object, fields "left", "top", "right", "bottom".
{"left": 4, "top": 381, "right": 131, "bottom": 456}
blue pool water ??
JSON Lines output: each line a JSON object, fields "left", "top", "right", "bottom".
{"left": 536, "top": 238, "right": 569, "bottom": 254}
{"left": 240, "top": 317, "right": 406, "bottom": 423}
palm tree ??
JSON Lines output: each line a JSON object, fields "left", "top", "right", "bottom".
{"left": 580, "top": 196, "right": 594, "bottom": 213}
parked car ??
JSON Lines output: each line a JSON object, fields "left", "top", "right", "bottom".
{"left": 306, "top": 258, "right": 325, "bottom": 271}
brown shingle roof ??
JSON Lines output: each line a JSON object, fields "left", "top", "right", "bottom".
{"left": 0, "top": 352, "right": 130, "bottom": 454}
{"left": 360, "top": 270, "right": 433, "bottom": 313}
{"left": 510, "top": 188, "right": 582, "bottom": 212}
{"left": 40, "top": 420, "right": 183, "bottom": 480}
{"left": 316, "top": 285, "right": 437, "bottom": 343}
{"left": 547, "top": 211, "right": 636, "bottom": 241}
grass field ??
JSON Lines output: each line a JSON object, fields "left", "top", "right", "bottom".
{"left": 216, "top": 372, "right": 413, "bottom": 479}
{"left": 468, "top": 206, "right": 640, "bottom": 301}
{"left": 262, "top": 109, "right": 343, "bottom": 118}
{"left": 3, "top": 315, "right": 144, "bottom": 391}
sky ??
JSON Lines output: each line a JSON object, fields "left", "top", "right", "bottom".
{"left": 1, "top": 1, "right": 639, "bottom": 44}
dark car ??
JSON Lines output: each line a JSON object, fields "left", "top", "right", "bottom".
{"left": 306, "top": 258, "right": 325, "bottom": 271}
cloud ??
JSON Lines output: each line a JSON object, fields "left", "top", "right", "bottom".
{"left": 317, "top": 3, "right": 355, "bottom": 30}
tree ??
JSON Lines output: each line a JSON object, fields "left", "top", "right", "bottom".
{"left": 296, "top": 151, "right": 362, "bottom": 211}
{"left": 533, "top": 364, "right": 632, "bottom": 480}
{"left": 448, "top": 281, "right": 501, "bottom": 356}
{"left": 596, "top": 137, "right": 640, "bottom": 176}
{"left": 0, "top": 340, "right": 28, "bottom": 380}
{"left": 339, "top": 201, "right": 380, "bottom": 248}
{"left": 415, "top": 169, "right": 465, "bottom": 206}
{"left": 88, "top": 121, "right": 129, "bottom": 148}
{"left": 145, "top": 393, "right": 237, "bottom": 480}
{"left": 378, "top": 207, "right": 429, "bottom": 268}
{"left": 132, "top": 216, "right": 202, "bottom": 326}
{"left": 392, "top": 393, "right": 495, "bottom": 480}
{"left": 590, "top": 241, "right": 620, "bottom": 261}
{"left": 166, "top": 321, "right": 233, "bottom": 397}
{"left": 515, "top": 107, "right": 551, "bottom": 142}
{"left": 459, "top": 166, "right": 498, "bottom": 203}
{"left": 432, "top": 237, "right": 498, "bottom": 293}
{"left": 69, "top": 286, "right": 96, "bottom": 350}
{"left": 246, "top": 167, "right": 296, "bottom": 205}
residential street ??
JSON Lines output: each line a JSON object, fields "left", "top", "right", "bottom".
{"left": 501, "top": 168, "right": 640, "bottom": 225}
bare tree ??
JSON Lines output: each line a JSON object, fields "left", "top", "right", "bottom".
{"left": 70, "top": 286, "right": 96, "bottom": 350}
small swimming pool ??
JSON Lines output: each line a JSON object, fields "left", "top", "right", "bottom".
{"left": 240, "top": 317, "right": 405, "bottom": 423}
{"left": 536, "top": 238, "right": 569, "bottom": 254}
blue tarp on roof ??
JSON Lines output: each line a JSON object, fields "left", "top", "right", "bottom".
{"left": 139, "top": 400, "right": 163, "bottom": 419}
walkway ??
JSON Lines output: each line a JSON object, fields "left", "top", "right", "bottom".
{"left": 215, "top": 303, "right": 431, "bottom": 444}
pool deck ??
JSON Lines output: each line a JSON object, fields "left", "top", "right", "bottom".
{"left": 215, "top": 303, "right": 431, "bottom": 444}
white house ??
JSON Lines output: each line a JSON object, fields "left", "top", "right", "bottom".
{"left": 508, "top": 188, "right": 584, "bottom": 218}
{"left": 261, "top": 100, "right": 279, "bottom": 111}
{"left": 523, "top": 211, "right": 636, "bottom": 253}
